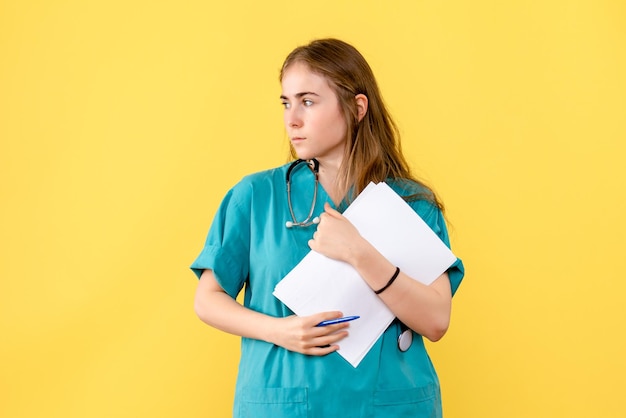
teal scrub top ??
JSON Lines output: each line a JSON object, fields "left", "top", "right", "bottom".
{"left": 191, "top": 161, "right": 465, "bottom": 418}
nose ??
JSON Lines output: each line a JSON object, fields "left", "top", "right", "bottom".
{"left": 285, "top": 107, "right": 303, "bottom": 129}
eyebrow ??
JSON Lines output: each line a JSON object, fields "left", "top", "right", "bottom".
{"left": 279, "top": 92, "right": 320, "bottom": 100}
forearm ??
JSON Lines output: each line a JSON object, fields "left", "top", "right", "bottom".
{"left": 194, "top": 270, "right": 278, "bottom": 343}
{"left": 349, "top": 238, "right": 452, "bottom": 342}
{"left": 194, "top": 269, "right": 349, "bottom": 354}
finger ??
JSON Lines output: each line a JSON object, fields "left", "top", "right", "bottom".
{"left": 311, "top": 311, "right": 344, "bottom": 326}
{"left": 310, "top": 344, "right": 340, "bottom": 356}
{"left": 316, "top": 211, "right": 329, "bottom": 226}
{"left": 323, "top": 202, "right": 342, "bottom": 218}
{"left": 310, "top": 322, "right": 350, "bottom": 340}
{"left": 315, "top": 329, "right": 349, "bottom": 346}
{"left": 321, "top": 322, "right": 351, "bottom": 332}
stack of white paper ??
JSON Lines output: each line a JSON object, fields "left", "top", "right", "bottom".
{"left": 273, "top": 182, "right": 457, "bottom": 367}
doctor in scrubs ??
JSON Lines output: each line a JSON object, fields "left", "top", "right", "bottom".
{"left": 192, "top": 38, "right": 464, "bottom": 417}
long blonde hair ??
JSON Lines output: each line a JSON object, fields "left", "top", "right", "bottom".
{"left": 280, "top": 38, "right": 443, "bottom": 210}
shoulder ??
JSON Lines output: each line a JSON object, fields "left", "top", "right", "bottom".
{"left": 225, "top": 163, "right": 290, "bottom": 202}
{"left": 238, "top": 163, "right": 289, "bottom": 187}
{"left": 386, "top": 178, "right": 434, "bottom": 199}
{"left": 386, "top": 178, "right": 442, "bottom": 233}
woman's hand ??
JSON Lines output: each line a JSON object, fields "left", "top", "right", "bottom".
{"left": 196, "top": 271, "right": 350, "bottom": 354}
{"left": 270, "top": 311, "right": 350, "bottom": 356}
{"left": 308, "top": 203, "right": 364, "bottom": 264}
{"left": 305, "top": 203, "right": 452, "bottom": 342}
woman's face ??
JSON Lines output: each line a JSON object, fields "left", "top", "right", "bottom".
{"left": 280, "top": 62, "right": 347, "bottom": 166}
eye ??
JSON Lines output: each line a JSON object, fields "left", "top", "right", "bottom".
{"left": 303, "top": 99, "right": 313, "bottom": 107}
{"left": 281, "top": 101, "right": 291, "bottom": 109}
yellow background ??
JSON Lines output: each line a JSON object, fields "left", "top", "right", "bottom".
{"left": 1, "top": 1, "right": 625, "bottom": 417}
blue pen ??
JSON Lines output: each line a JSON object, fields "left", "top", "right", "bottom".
{"left": 316, "top": 315, "right": 360, "bottom": 327}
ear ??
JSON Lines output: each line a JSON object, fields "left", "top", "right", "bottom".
{"left": 355, "top": 94, "right": 368, "bottom": 122}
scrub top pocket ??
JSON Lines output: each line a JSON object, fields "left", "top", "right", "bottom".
{"left": 372, "top": 385, "right": 441, "bottom": 418}
{"left": 238, "top": 387, "right": 308, "bottom": 418}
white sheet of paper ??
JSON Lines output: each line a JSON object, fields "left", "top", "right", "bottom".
{"left": 273, "top": 182, "right": 457, "bottom": 367}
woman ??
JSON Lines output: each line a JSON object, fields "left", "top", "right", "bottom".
{"left": 192, "top": 38, "right": 464, "bottom": 417}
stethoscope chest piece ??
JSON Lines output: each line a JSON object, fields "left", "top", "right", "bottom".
{"left": 398, "top": 327, "right": 413, "bottom": 352}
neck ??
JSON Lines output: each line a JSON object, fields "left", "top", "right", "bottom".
{"left": 316, "top": 158, "right": 343, "bottom": 206}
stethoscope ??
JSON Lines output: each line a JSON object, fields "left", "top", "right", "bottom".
{"left": 284, "top": 158, "right": 413, "bottom": 351}
{"left": 397, "top": 321, "right": 413, "bottom": 352}
{"left": 285, "top": 159, "right": 321, "bottom": 228}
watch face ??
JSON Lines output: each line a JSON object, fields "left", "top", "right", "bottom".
{"left": 398, "top": 329, "right": 413, "bottom": 352}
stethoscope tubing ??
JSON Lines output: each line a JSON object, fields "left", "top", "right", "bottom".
{"left": 285, "top": 159, "right": 320, "bottom": 228}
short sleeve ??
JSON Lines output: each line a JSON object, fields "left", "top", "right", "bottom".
{"left": 406, "top": 199, "right": 465, "bottom": 296}
{"left": 190, "top": 183, "right": 252, "bottom": 299}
